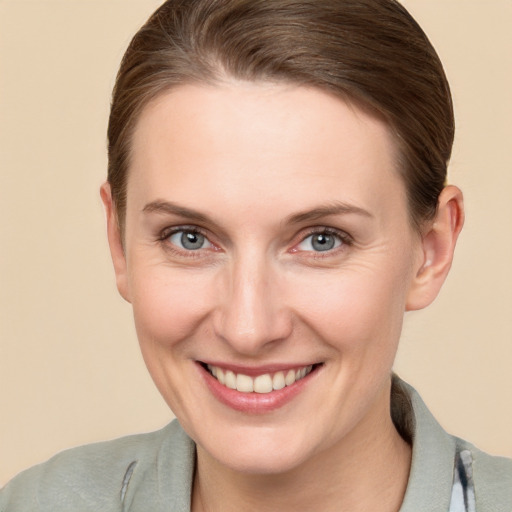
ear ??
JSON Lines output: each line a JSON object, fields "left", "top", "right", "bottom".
{"left": 406, "top": 185, "right": 464, "bottom": 311}
{"left": 100, "top": 182, "right": 131, "bottom": 303}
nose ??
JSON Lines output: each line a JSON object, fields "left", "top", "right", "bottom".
{"left": 213, "top": 253, "right": 293, "bottom": 356}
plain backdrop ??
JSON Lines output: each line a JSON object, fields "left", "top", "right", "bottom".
{"left": 1, "top": 0, "right": 511, "bottom": 485}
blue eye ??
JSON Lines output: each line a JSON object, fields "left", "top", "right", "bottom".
{"left": 168, "top": 230, "right": 212, "bottom": 251}
{"left": 297, "top": 232, "right": 343, "bottom": 252}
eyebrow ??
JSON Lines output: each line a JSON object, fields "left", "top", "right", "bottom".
{"left": 142, "top": 199, "right": 373, "bottom": 225}
{"left": 286, "top": 202, "right": 373, "bottom": 225}
{"left": 143, "top": 200, "right": 210, "bottom": 223}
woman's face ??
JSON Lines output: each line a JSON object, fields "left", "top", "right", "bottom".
{"left": 113, "top": 82, "right": 426, "bottom": 473}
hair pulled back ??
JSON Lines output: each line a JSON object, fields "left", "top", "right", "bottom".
{"left": 108, "top": 0, "right": 454, "bottom": 232}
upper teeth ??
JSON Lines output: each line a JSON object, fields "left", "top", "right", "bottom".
{"left": 207, "top": 365, "right": 313, "bottom": 394}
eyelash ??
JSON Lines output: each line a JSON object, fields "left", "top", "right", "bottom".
{"left": 158, "top": 225, "right": 215, "bottom": 258}
{"left": 157, "top": 226, "right": 353, "bottom": 258}
{"left": 293, "top": 227, "right": 353, "bottom": 258}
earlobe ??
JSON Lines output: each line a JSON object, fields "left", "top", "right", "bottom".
{"left": 100, "top": 182, "right": 132, "bottom": 303}
{"left": 406, "top": 185, "right": 464, "bottom": 311}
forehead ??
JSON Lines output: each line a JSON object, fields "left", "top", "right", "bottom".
{"left": 127, "top": 81, "right": 407, "bottom": 223}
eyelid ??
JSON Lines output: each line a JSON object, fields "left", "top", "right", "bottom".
{"left": 159, "top": 224, "right": 206, "bottom": 240}
{"left": 157, "top": 224, "right": 352, "bottom": 257}
{"left": 170, "top": 230, "right": 212, "bottom": 249}
{"left": 158, "top": 225, "right": 219, "bottom": 255}
{"left": 291, "top": 227, "right": 353, "bottom": 254}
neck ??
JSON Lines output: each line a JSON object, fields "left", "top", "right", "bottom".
{"left": 192, "top": 383, "right": 411, "bottom": 512}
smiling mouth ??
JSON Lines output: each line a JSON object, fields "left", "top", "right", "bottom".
{"left": 203, "top": 363, "right": 319, "bottom": 394}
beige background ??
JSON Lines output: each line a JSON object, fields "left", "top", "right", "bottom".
{"left": 1, "top": 0, "right": 511, "bottom": 486}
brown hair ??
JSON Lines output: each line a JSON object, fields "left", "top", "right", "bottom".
{"left": 108, "top": 0, "right": 454, "bottom": 232}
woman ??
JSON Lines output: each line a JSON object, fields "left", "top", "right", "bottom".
{"left": 1, "top": 0, "right": 511, "bottom": 510}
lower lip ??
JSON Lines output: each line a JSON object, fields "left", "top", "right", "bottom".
{"left": 197, "top": 363, "right": 319, "bottom": 414}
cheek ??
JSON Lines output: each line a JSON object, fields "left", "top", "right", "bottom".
{"left": 128, "top": 266, "right": 218, "bottom": 416}
{"left": 288, "top": 262, "right": 410, "bottom": 351}
{"left": 130, "top": 266, "right": 215, "bottom": 347}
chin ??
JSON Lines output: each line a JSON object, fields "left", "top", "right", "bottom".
{"left": 204, "top": 442, "right": 310, "bottom": 475}
{"left": 192, "top": 421, "right": 321, "bottom": 475}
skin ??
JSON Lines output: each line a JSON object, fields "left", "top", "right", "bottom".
{"left": 101, "top": 81, "right": 463, "bottom": 511}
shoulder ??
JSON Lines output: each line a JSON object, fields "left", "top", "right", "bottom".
{"left": 0, "top": 420, "right": 195, "bottom": 512}
{"left": 393, "top": 376, "right": 512, "bottom": 512}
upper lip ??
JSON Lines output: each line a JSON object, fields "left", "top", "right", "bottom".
{"left": 198, "top": 361, "right": 320, "bottom": 376}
